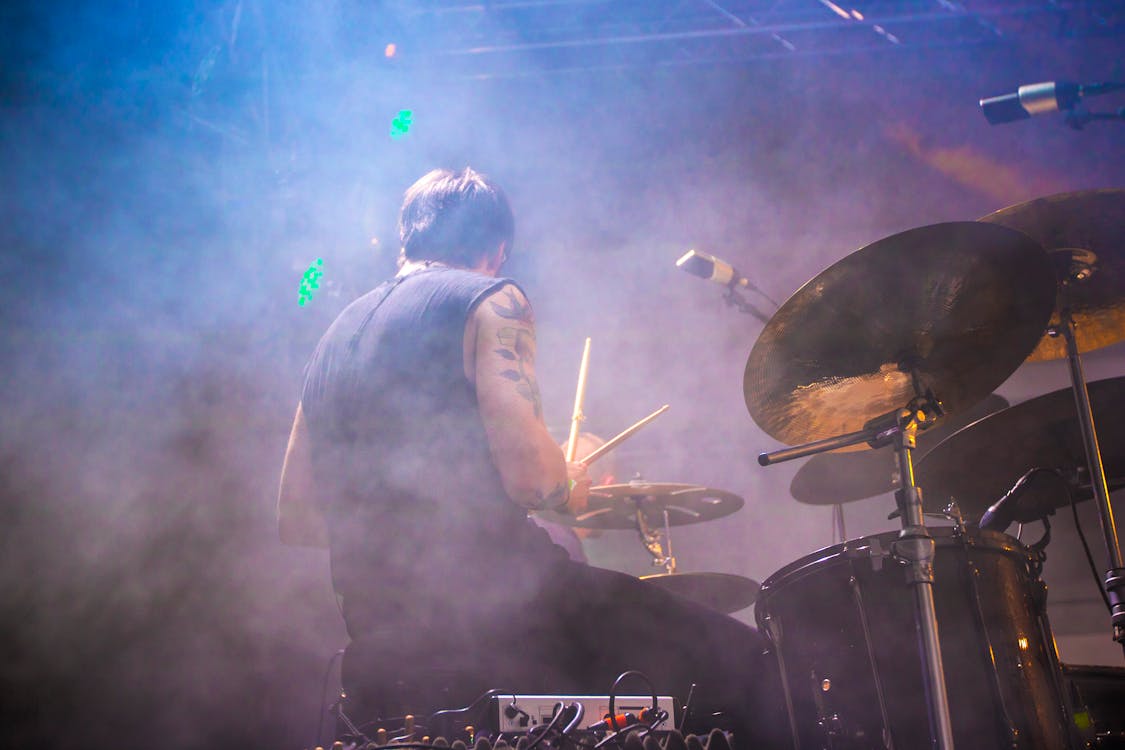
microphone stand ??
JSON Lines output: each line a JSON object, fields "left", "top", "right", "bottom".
{"left": 1055, "top": 298, "right": 1125, "bottom": 656}
{"left": 760, "top": 396, "right": 957, "bottom": 750}
{"left": 722, "top": 286, "right": 772, "bottom": 325}
{"left": 1065, "top": 105, "right": 1125, "bottom": 130}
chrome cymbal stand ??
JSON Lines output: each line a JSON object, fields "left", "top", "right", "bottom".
{"left": 885, "top": 406, "right": 956, "bottom": 750}
{"left": 636, "top": 506, "right": 677, "bottom": 575}
{"left": 1054, "top": 279, "right": 1125, "bottom": 652}
{"left": 760, "top": 398, "right": 955, "bottom": 750}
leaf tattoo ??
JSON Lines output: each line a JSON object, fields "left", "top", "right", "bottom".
{"left": 492, "top": 288, "right": 543, "bottom": 418}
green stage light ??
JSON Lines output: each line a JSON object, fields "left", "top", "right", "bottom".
{"left": 298, "top": 258, "right": 324, "bottom": 306}
{"left": 390, "top": 109, "right": 413, "bottom": 139}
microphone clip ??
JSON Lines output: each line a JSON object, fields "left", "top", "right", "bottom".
{"left": 722, "top": 286, "right": 771, "bottom": 324}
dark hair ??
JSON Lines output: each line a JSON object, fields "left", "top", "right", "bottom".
{"left": 398, "top": 167, "right": 515, "bottom": 267}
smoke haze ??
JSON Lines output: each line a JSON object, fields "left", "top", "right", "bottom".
{"left": 2, "top": 2, "right": 1123, "bottom": 748}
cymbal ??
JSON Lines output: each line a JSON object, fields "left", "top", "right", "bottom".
{"left": 790, "top": 393, "right": 1009, "bottom": 505}
{"left": 745, "top": 222, "right": 1054, "bottom": 448}
{"left": 979, "top": 189, "right": 1125, "bottom": 361}
{"left": 915, "top": 376, "right": 1125, "bottom": 522}
{"left": 564, "top": 482, "right": 744, "bottom": 530}
{"left": 641, "top": 572, "right": 760, "bottom": 614}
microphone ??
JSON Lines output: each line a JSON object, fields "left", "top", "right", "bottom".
{"left": 978, "top": 468, "right": 1057, "bottom": 532}
{"left": 980, "top": 81, "right": 1124, "bottom": 125}
{"left": 676, "top": 249, "right": 757, "bottom": 290}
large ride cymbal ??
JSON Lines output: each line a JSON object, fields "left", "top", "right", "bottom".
{"left": 745, "top": 222, "right": 1055, "bottom": 448}
{"left": 640, "top": 572, "right": 760, "bottom": 614}
{"left": 790, "top": 393, "right": 1009, "bottom": 505}
{"left": 558, "top": 482, "right": 744, "bottom": 530}
{"left": 915, "top": 377, "right": 1125, "bottom": 522}
{"left": 979, "top": 189, "right": 1125, "bottom": 361}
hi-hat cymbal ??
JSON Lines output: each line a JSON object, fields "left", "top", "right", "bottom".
{"left": 979, "top": 189, "right": 1125, "bottom": 361}
{"left": 640, "top": 572, "right": 760, "bottom": 614}
{"left": 916, "top": 376, "right": 1125, "bottom": 522}
{"left": 745, "top": 222, "right": 1054, "bottom": 448}
{"left": 790, "top": 393, "right": 1009, "bottom": 505}
{"left": 561, "top": 482, "right": 743, "bottom": 530}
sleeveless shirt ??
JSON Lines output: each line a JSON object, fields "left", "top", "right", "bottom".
{"left": 300, "top": 267, "right": 565, "bottom": 637}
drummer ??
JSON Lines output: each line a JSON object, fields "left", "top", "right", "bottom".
{"left": 278, "top": 167, "right": 789, "bottom": 747}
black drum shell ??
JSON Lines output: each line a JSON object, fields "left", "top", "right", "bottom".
{"left": 756, "top": 527, "right": 1075, "bottom": 750}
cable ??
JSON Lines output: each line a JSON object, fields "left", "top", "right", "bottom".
{"left": 316, "top": 648, "right": 346, "bottom": 749}
{"left": 557, "top": 705, "right": 600, "bottom": 750}
{"left": 524, "top": 702, "right": 571, "bottom": 750}
{"left": 607, "top": 670, "right": 657, "bottom": 731}
{"left": 429, "top": 688, "right": 512, "bottom": 723}
{"left": 1067, "top": 478, "right": 1113, "bottom": 612}
{"left": 592, "top": 671, "right": 660, "bottom": 749}
{"left": 561, "top": 702, "right": 586, "bottom": 735}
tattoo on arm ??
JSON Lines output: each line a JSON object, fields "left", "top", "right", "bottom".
{"left": 489, "top": 287, "right": 534, "bottom": 326}
{"left": 491, "top": 288, "right": 544, "bottom": 419}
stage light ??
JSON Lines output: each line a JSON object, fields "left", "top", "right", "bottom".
{"left": 298, "top": 258, "right": 324, "bottom": 306}
{"left": 819, "top": 0, "right": 850, "bottom": 20}
{"left": 390, "top": 109, "right": 413, "bottom": 139}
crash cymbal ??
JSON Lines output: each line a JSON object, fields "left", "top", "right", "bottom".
{"left": 640, "top": 572, "right": 760, "bottom": 614}
{"left": 745, "top": 222, "right": 1054, "bottom": 448}
{"left": 790, "top": 393, "right": 1009, "bottom": 505}
{"left": 979, "top": 189, "right": 1125, "bottom": 361}
{"left": 915, "top": 376, "right": 1125, "bottom": 522}
{"left": 563, "top": 482, "right": 743, "bottom": 530}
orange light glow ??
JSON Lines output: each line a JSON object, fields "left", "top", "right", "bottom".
{"left": 384, "top": 43, "right": 397, "bottom": 58}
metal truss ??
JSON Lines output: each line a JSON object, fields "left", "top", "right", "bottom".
{"left": 374, "top": 0, "right": 1125, "bottom": 78}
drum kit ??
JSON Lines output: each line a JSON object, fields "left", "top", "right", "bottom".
{"left": 552, "top": 188, "right": 1125, "bottom": 749}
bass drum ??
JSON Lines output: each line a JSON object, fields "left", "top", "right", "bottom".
{"left": 756, "top": 527, "right": 1076, "bottom": 749}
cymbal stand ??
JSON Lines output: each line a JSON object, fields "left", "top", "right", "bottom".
{"left": 636, "top": 507, "right": 676, "bottom": 575}
{"left": 760, "top": 399, "right": 956, "bottom": 750}
{"left": 831, "top": 503, "right": 847, "bottom": 544}
{"left": 1056, "top": 300, "right": 1125, "bottom": 651}
{"left": 886, "top": 407, "right": 956, "bottom": 750}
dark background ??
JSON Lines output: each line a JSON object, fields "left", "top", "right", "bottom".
{"left": 1, "top": 1, "right": 1122, "bottom": 748}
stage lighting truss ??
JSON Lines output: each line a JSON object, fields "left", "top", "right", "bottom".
{"left": 376, "top": 0, "right": 1124, "bottom": 79}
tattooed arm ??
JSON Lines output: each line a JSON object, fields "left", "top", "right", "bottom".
{"left": 468, "top": 283, "right": 588, "bottom": 511}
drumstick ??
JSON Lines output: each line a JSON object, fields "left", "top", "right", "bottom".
{"left": 565, "top": 337, "right": 592, "bottom": 461}
{"left": 580, "top": 404, "right": 670, "bottom": 466}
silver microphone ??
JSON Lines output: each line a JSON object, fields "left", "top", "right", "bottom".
{"left": 676, "top": 249, "right": 753, "bottom": 288}
{"left": 977, "top": 81, "right": 1125, "bottom": 125}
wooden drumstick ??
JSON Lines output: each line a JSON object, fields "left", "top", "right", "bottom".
{"left": 580, "top": 404, "right": 670, "bottom": 466}
{"left": 565, "top": 337, "right": 592, "bottom": 461}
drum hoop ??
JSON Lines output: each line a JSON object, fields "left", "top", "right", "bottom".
{"left": 757, "top": 526, "right": 1034, "bottom": 603}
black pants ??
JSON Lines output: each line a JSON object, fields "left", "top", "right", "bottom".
{"left": 341, "top": 561, "right": 791, "bottom": 749}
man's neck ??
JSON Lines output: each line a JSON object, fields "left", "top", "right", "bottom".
{"left": 397, "top": 259, "right": 449, "bottom": 277}
{"left": 397, "top": 256, "right": 499, "bottom": 277}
